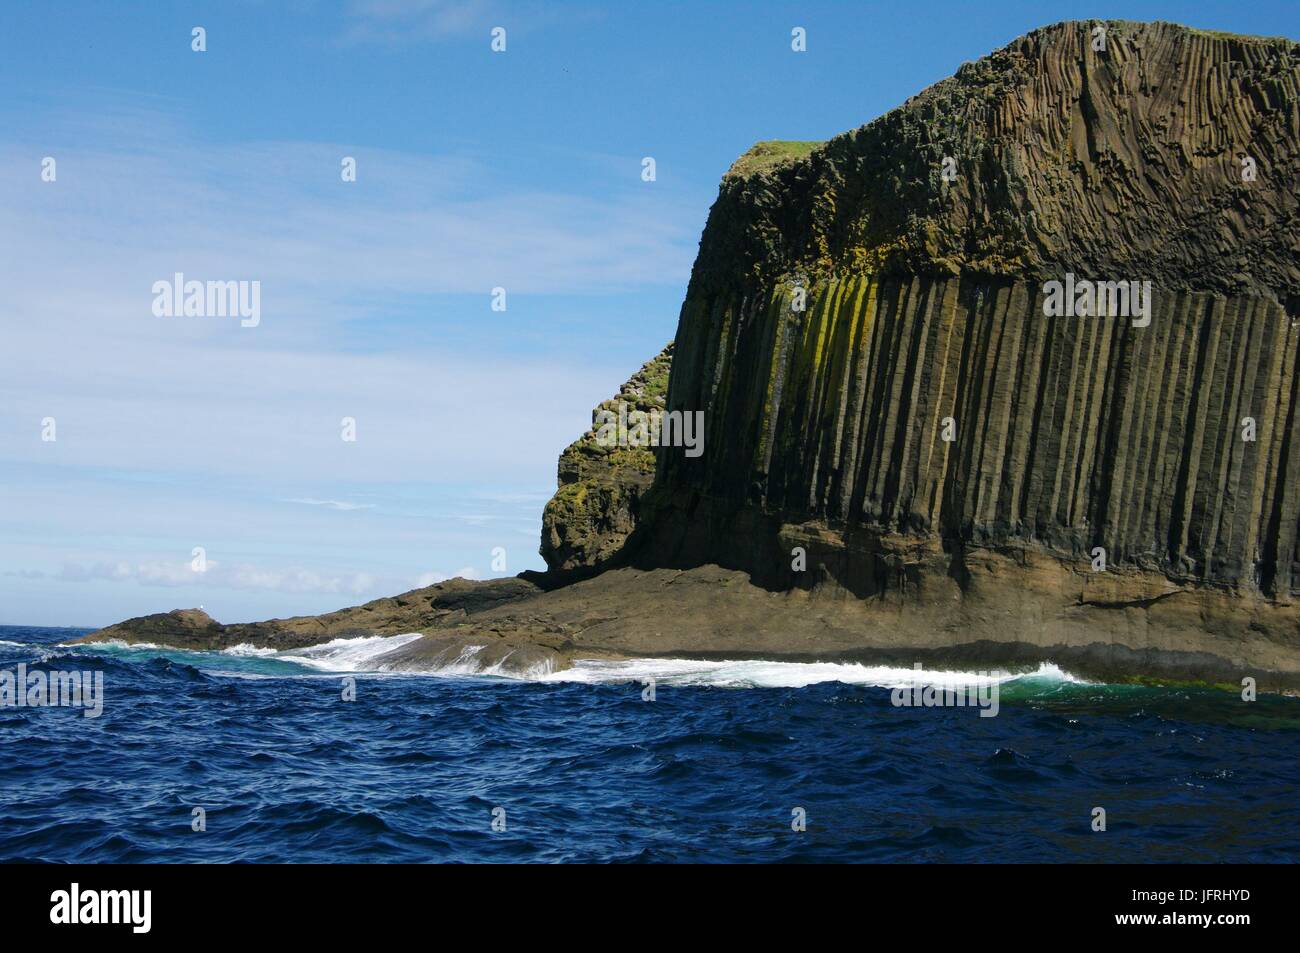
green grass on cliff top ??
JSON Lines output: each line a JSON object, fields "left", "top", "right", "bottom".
{"left": 725, "top": 140, "right": 823, "bottom": 180}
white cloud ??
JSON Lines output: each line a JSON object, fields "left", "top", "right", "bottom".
{"left": 414, "top": 565, "right": 480, "bottom": 588}
{"left": 55, "top": 559, "right": 382, "bottom": 595}
{"left": 0, "top": 102, "right": 686, "bottom": 624}
{"left": 0, "top": 107, "right": 691, "bottom": 487}
{"left": 287, "top": 498, "right": 377, "bottom": 511}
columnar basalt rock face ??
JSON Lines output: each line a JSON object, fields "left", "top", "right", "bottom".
{"left": 540, "top": 344, "right": 672, "bottom": 573}
{"left": 661, "top": 274, "right": 1300, "bottom": 596}
{"left": 649, "top": 20, "right": 1300, "bottom": 615}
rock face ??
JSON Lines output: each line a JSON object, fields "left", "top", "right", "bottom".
{"left": 539, "top": 344, "right": 672, "bottom": 573}
{"left": 627, "top": 20, "right": 1300, "bottom": 679}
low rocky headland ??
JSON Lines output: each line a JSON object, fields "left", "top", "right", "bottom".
{"left": 80, "top": 20, "right": 1300, "bottom": 691}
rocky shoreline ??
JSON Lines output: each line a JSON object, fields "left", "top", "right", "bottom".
{"left": 76, "top": 554, "right": 1300, "bottom": 691}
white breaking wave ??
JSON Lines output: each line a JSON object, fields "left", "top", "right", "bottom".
{"left": 70, "top": 639, "right": 169, "bottom": 652}
{"left": 71, "top": 633, "right": 425, "bottom": 676}
{"left": 232, "top": 641, "right": 1088, "bottom": 686}
{"left": 398, "top": 644, "right": 555, "bottom": 679}
{"left": 255, "top": 633, "right": 425, "bottom": 672}
{"left": 231, "top": 636, "right": 556, "bottom": 679}
{"left": 221, "top": 643, "right": 279, "bottom": 658}
{"left": 538, "top": 658, "right": 1088, "bottom": 689}
{"left": 63, "top": 631, "right": 1090, "bottom": 687}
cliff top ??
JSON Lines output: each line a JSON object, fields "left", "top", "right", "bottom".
{"left": 722, "top": 21, "right": 1298, "bottom": 180}
{"left": 724, "top": 140, "right": 824, "bottom": 181}
{"left": 697, "top": 19, "right": 1300, "bottom": 304}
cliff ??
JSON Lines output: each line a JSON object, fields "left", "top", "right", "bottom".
{"left": 655, "top": 20, "right": 1300, "bottom": 585}
{"left": 540, "top": 344, "right": 672, "bottom": 573}
{"left": 546, "top": 19, "right": 1300, "bottom": 684}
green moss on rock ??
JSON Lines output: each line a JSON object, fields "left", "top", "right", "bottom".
{"left": 540, "top": 343, "right": 674, "bottom": 572}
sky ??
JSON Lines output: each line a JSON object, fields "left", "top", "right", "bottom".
{"left": 2, "top": 1, "right": 1296, "bottom": 627}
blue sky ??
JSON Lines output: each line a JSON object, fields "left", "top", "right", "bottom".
{"left": 2, "top": 1, "right": 1296, "bottom": 627}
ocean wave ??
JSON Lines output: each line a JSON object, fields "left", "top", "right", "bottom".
{"left": 235, "top": 635, "right": 556, "bottom": 679}
{"left": 60, "top": 633, "right": 425, "bottom": 677}
{"left": 403, "top": 644, "right": 511, "bottom": 678}
{"left": 221, "top": 643, "right": 280, "bottom": 658}
{"left": 536, "top": 658, "right": 1089, "bottom": 690}
{"left": 67, "top": 638, "right": 170, "bottom": 652}
{"left": 268, "top": 633, "right": 425, "bottom": 672}
{"left": 46, "top": 631, "right": 1090, "bottom": 688}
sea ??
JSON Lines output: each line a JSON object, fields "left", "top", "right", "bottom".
{"left": 1, "top": 623, "right": 1298, "bottom": 863}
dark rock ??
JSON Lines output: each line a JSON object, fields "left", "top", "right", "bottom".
{"left": 539, "top": 343, "right": 672, "bottom": 573}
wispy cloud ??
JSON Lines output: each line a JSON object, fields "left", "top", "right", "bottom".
{"left": 345, "top": 0, "right": 489, "bottom": 39}
{"left": 0, "top": 112, "right": 694, "bottom": 339}
{"left": 50, "top": 560, "right": 379, "bottom": 596}
{"left": 0, "top": 100, "right": 686, "bottom": 624}
{"left": 340, "top": 0, "right": 587, "bottom": 46}
{"left": 287, "top": 498, "right": 377, "bottom": 511}
{"left": 0, "top": 104, "right": 692, "bottom": 485}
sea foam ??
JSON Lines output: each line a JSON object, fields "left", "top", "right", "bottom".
{"left": 537, "top": 658, "right": 1088, "bottom": 690}
{"left": 69, "top": 632, "right": 1089, "bottom": 688}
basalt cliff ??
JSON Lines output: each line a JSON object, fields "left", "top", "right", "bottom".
{"left": 83, "top": 20, "right": 1300, "bottom": 689}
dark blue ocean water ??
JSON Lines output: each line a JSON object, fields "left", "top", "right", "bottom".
{"left": 1, "top": 624, "right": 1298, "bottom": 863}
